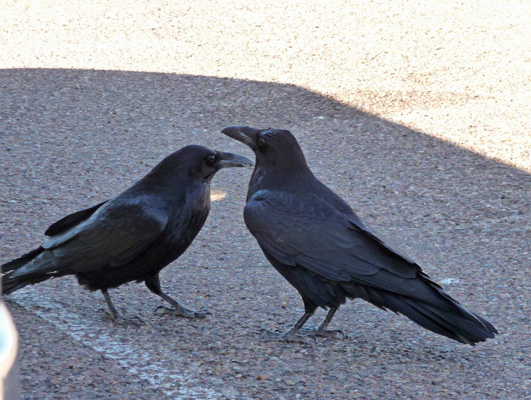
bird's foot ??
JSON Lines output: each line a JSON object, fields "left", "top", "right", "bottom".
{"left": 260, "top": 328, "right": 314, "bottom": 344}
{"left": 154, "top": 305, "right": 210, "bottom": 319}
{"left": 301, "top": 327, "right": 346, "bottom": 339}
{"left": 98, "top": 308, "right": 145, "bottom": 327}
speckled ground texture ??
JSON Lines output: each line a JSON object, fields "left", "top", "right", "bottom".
{"left": 1, "top": 1, "right": 530, "bottom": 399}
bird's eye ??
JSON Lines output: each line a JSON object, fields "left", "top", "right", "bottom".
{"left": 206, "top": 154, "right": 216, "bottom": 164}
{"left": 257, "top": 137, "right": 267, "bottom": 148}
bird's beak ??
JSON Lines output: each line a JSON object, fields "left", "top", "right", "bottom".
{"left": 215, "top": 151, "right": 254, "bottom": 169}
{"left": 221, "top": 126, "right": 262, "bottom": 151}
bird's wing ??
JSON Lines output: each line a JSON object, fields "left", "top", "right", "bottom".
{"left": 45, "top": 201, "right": 109, "bottom": 236}
{"left": 244, "top": 192, "right": 435, "bottom": 298}
{"left": 41, "top": 197, "right": 169, "bottom": 273}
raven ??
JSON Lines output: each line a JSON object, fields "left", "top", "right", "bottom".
{"left": 223, "top": 126, "right": 497, "bottom": 345}
{"left": 2, "top": 145, "right": 252, "bottom": 324}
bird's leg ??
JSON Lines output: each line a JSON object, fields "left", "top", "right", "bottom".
{"left": 303, "top": 306, "right": 346, "bottom": 339}
{"left": 103, "top": 289, "right": 120, "bottom": 320}
{"left": 263, "top": 311, "right": 314, "bottom": 343}
{"left": 101, "top": 289, "right": 144, "bottom": 326}
{"left": 145, "top": 274, "right": 210, "bottom": 319}
{"left": 154, "top": 291, "right": 210, "bottom": 319}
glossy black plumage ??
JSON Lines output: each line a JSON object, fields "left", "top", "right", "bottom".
{"left": 223, "top": 126, "right": 497, "bottom": 345}
{"left": 2, "top": 145, "right": 252, "bottom": 323}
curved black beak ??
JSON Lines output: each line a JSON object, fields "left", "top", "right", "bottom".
{"left": 221, "top": 126, "right": 263, "bottom": 151}
{"left": 215, "top": 151, "right": 253, "bottom": 169}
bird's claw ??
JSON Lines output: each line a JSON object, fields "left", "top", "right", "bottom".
{"left": 302, "top": 327, "right": 347, "bottom": 340}
{"left": 98, "top": 308, "right": 145, "bottom": 327}
{"left": 154, "top": 305, "right": 211, "bottom": 319}
{"left": 260, "top": 328, "right": 315, "bottom": 344}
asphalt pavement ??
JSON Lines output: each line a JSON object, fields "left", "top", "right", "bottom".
{"left": 1, "top": 1, "right": 529, "bottom": 399}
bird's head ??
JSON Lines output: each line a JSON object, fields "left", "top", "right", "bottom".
{"left": 149, "top": 145, "right": 253, "bottom": 185}
{"left": 221, "top": 126, "right": 308, "bottom": 173}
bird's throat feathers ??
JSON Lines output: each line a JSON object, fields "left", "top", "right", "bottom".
{"left": 248, "top": 160, "right": 317, "bottom": 198}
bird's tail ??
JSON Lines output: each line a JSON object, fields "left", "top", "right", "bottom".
{"left": 2, "top": 247, "right": 58, "bottom": 295}
{"left": 347, "top": 278, "right": 498, "bottom": 345}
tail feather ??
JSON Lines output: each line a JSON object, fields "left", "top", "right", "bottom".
{"left": 2, "top": 273, "right": 53, "bottom": 295}
{"left": 345, "top": 282, "right": 497, "bottom": 345}
{"left": 2, "top": 246, "right": 44, "bottom": 273}
{"left": 2, "top": 248, "right": 60, "bottom": 295}
{"left": 383, "top": 293, "right": 496, "bottom": 345}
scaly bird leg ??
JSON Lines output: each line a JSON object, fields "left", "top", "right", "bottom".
{"left": 154, "top": 291, "right": 210, "bottom": 319}
{"left": 302, "top": 306, "right": 346, "bottom": 339}
{"left": 145, "top": 274, "right": 209, "bottom": 319}
{"left": 101, "top": 289, "right": 144, "bottom": 326}
{"left": 263, "top": 311, "right": 315, "bottom": 343}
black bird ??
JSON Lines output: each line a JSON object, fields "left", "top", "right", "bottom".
{"left": 222, "top": 126, "right": 497, "bottom": 345}
{"left": 2, "top": 145, "right": 253, "bottom": 324}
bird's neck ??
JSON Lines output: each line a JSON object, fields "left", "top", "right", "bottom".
{"left": 247, "top": 163, "right": 318, "bottom": 199}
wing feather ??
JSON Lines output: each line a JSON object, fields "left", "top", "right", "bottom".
{"left": 244, "top": 192, "right": 433, "bottom": 299}
{"left": 40, "top": 197, "right": 169, "bottom": 273}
